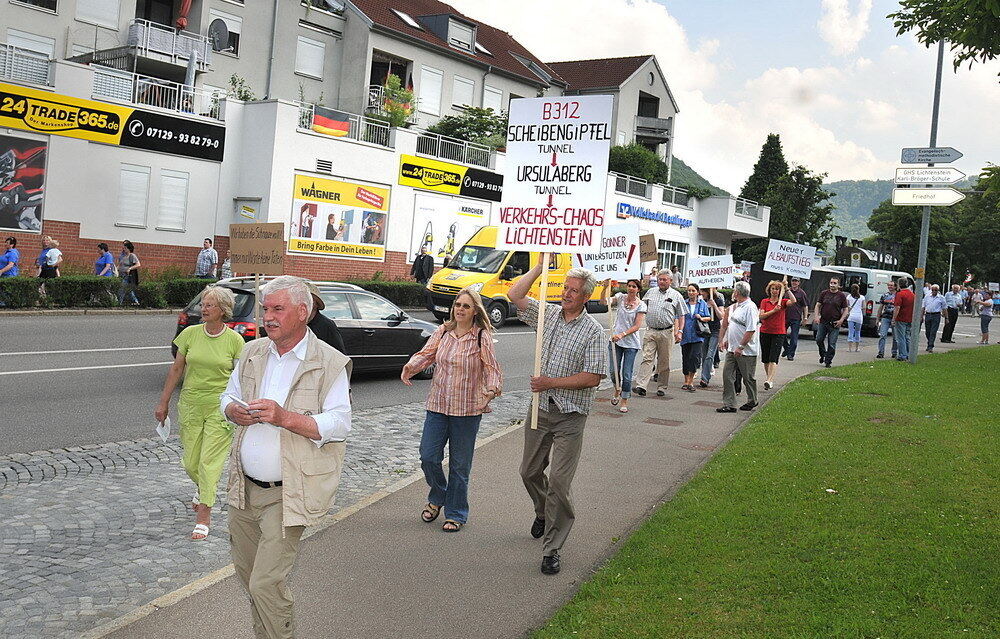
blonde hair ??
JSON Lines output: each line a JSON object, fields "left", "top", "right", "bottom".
{"left": 767, "top": 280, "right": 784, "bottom": 295}
{"left": 49, "top": 239, "right": 60, "bottom": 247}
{"left": 201, "top": 285, "right": 236, "bottom": 321}
{"left": 444, "top": 287, "right": 492, "bottom": 333}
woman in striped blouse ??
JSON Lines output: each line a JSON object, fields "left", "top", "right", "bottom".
{"left": 401, "top": 287, "right": 503, "bottom": 532}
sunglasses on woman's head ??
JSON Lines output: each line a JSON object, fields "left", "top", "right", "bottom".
{"left": 454, "top": 302, "right": 473, "bottom": 309}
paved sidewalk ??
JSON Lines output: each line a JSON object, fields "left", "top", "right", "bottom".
{"left": 99, "top": 335, "right": 981, "bottom": 639}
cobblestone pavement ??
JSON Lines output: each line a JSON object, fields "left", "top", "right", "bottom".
{"left": 0, "top": 392, "right": 531, "bottom": 639}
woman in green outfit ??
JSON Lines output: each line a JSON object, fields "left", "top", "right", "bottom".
{"left": 155, "top": 286, "right": 244, "bottom": 540}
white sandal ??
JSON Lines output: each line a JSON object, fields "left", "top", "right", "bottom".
{"left": 191, "top": 523, "right": 210, "bottom": 541}
{"left": 619, "top": 406, "right": 629, "bottom": 413}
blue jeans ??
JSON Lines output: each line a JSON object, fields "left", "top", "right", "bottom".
{"left": 609, "top": 344, "right": 638, "bottom": 398}
{"left": 815, "top": 321, "right": 840, "bottom": 364}
{"left": 924, "top": 313, "right": 941, "bottom": 349}
{"left": 847, "top": 320, "right": 862, "bottom": 343}
{"left": 700, "top": 331, "right": 720, "bottom": 383}
{"left": 895, "top": 321, "right": 911, "bottom": 360}
{"left": 782, "top": 320, "right": 801, "bottom": 358}
{"left": 118, "top": 275, "right": 138, "bottom": 305}
{"left": 878, "top": 317, "right": 897, "bottom": 357}
{"left": 419, "top": 411, "right": 482, "bottom": 524}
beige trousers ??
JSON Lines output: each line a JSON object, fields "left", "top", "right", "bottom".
{"left": 519, "top": 401, "right": 588, "bottom": 556}
{"left": 229, "top": 482, "right": 306, "bottom": 639}
{"left": 635, "top": 328, "right": 674, "bottom": 391}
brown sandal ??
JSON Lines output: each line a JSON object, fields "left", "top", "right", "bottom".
{"left": 421, "top": 503, "right": 441, "bottom": 523}
{"left": 442, "top": 519, "right": 463, "bottom": 532}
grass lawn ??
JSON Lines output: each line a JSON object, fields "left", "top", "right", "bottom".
{"left": 534, "top": 347, "right": 999, "bottom": 639}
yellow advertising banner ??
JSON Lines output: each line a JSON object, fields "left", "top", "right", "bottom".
{"left": 398, "top": 154, "right": 502, "bottom": 202}
{"left": 289, "top": 174, "right": 391, "bottom": 262}
{"left": 0, "top": 81, "right": 226, "bottom": 161}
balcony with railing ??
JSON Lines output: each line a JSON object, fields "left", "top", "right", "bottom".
{"left": 92, "top": 67, "right": 224, "bottom": 120}
{"left": 297, "top": 102, "right": 393, "bottom": 148}
{"left": 699, "top": 195, "right": 770, "bottom": 238}
{"left": 126, "top": 19, "right": 212, "bottom": 70}
{"left": 634, "top": 115, "right": 673, "bottom": 142}
{"left": 0, "top": 43, "right": 51, "bottom": 86}
{"left": 614, "top": 173, "right": 652, "bottom": 199}
{"left": 662, "top": 184, "right": 692, "bottom": 208}
{"left": 415, "top": 131, "right": 494, "bottom": 169}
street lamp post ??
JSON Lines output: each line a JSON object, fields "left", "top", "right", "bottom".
{"left": 946, "top": 242, "right": 958, "bottom": 289}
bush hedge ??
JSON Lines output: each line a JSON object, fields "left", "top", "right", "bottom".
{"left": 165, "top": 278, "right": 215, "bottom": 307}
{"left": 347, "top": 280, "right": 427, "bottom": 307}
{"left": 42, "top": 276, "right": 117, "bottom": 308}
{"left": 0, "top": 277, "right": 42, "bottom": 308}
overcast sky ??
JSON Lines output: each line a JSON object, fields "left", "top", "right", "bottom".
{"left": 450, "top": 0, "right": 1000, "bottom": 194}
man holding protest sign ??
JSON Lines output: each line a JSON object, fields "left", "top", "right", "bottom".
{"left": 509, "top": 262, "right": 606, "bottom": 575}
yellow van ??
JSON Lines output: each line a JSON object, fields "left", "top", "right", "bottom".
{"left": 425, "top": 226, "right": 607, "bottom": 327}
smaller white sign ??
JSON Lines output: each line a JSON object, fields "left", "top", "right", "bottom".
{"left": 739, "top": 260, "right": 754, "bottom": 272}
{"left": 892, "top": 187, "right": 965, "bottom": 207}
{"left": 763, "top": 239, "right": 816, "bottom": 279}
{"left": 989, "top": 282, "right": 999, "bottom": 292}
{"left": 894, "top": 167, "right": 966, "bottom": 185}
{"left": 687, "top": 255, "right": 735, "bottom": 288}
{"left": 577, "top": 223, "right": 641, "bottom": 280}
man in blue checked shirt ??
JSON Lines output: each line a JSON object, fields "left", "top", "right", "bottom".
{"left": 941, "top": 284, "right": 962, "bottom": 343}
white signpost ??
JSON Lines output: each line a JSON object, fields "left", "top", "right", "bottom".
{"left": 686, "top": 255, "right": 735, "bottom": 288}
{"left": 499, "top": 95, "right": 613, "bottom": 428}
{"left": 578, "top": 223, "right": 641, "bottom": 280}
{"left": 763, "top": 239, "right": 816, "bottom": 279}
{"left": 901, "top": 146, "right": 963, "bottom": 164}
{"left": 891, "top": 187, "right": 966, "bottom": 206}
{"left": 894, "top": 167, "right": 966, "bottom": 184}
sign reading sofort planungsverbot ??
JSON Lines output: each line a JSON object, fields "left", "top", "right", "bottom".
{"left": 497, "top": 96, "right": 613, "bottom": 252}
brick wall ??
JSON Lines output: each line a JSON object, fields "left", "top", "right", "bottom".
{"left": 3, "top": 222, "right": 417, "bottom": 281}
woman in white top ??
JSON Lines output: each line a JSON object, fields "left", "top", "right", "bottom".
{"left": 846, "top": 283, "right": 864, "bottom": 351}
{"left": 601, "top": 279, "right": 647, "bottom": 413}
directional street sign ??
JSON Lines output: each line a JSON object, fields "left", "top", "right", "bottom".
{"left": 894, "top": 167, "right": 966, "bottom": 184}
{"left": 900, "top": 147, "right": 963, "bottom": 164}
{"left": 892, "top": 187, "right": 966, "bottom": 206}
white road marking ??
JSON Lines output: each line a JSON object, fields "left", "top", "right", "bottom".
{"left": 0, "top": 346, "right": 169, "bottom": 357}
{"left": 0, "top": 361, "right": 172, "bottom": 376}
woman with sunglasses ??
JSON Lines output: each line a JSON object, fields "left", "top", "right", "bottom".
{"left": 401, "top": 287, "right": 503, "bottom": 532}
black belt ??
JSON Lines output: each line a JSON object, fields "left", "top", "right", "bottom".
{"left": 648, "top": 326, "right": 672, "bottom": 330}
{"left": 245, "top": 474, "right": 282, "bottom": 489}
{"left": 926, "top": 312, "right": 942, "bottom": 315}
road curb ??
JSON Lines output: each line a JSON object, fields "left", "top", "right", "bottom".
{"left": 80, "top": 418, "right": 525, "bottom": 639}
{"left": 0, "top": 308, "right": 183, "bottom": 317}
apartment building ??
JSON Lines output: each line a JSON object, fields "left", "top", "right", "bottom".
{"left": 548, "top": 55, "right": 677, "bottom": 165}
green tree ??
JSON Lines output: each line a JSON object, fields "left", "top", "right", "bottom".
{"left": 739, "top": 133, "right": 789, "bottom": 202}
{"left": 425, "top": 107, "right": 508, "bottom": 150}
{"left": 866, "top": 199, "right": 959, "bottom": 281}
{"left": 380, "top": 74, "right": 416, "bottom": 128}
{"left": 951, "top": 169, "right": 1000, "bottom": 284}
{"left": 735, "top": 165, "right": 836, "bottom": 263}
{"left": 888, "top": 1, "right": 1000, "bottom": 78}
{"left": 608, "top": 144, "right": 670, "bottom": 184}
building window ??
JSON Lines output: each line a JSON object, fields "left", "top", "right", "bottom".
{"left": 157, "top": 169, "right": 189, "bottom": 230}
{"left": 452, "top": 75, "right": 474, "bottom": 108}
{"left": 657, "top": 240, "right": 688, "bottom": 273}
{"left": 77, "top": 0, "right": 120, "bottom": 27}
{"left": 483, "top": 85, "right": 502, "bottom": 112}
{"left": 209, "top": 9, "right": 242, "bottom": 55}
{"left": 448, "top": 20, "right": 474, "bottom": 51}
{"left": 698, "top": 246, "right": 727, "bottom": 257}
{"left": 617, "top": 131, "right": 627, "bottom": 145}
{"left": 391, "top": 8, "right": 422, "bottom": 29}
{"left": 118, "top": 164, "right": 150, "bottom": 227}
{"left": 5, "top": 29, "right": 55, "bottom": 58}
{"left": 295, "top": 35, "right": 325, "bottom": 78}
{"left": 475, "top": 41, "right": 493, "bottom": 56}
{"left": 418, "top": 66, "right": 443, "bottom": 116}
{"left": 12, "top": 0, "right": 57, "bottom": 12}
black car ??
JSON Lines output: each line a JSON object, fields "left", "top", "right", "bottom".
{"left": 173, "top": 278, "right": 436, "bottom": 378}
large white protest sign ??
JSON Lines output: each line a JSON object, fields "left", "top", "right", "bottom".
{"left": 687, "top": 254, "right": 735, "bottom": 287}
{"left": 989, "top": 282, "right": 999, "bottom": 292}
{"left": 763, "top": 239, "right": 816, "bottom": 279}
{"left": 577, "top": 223, "right": 640, "bottom": 279}
{"left": 497, "top": 96, "right": 613, "bottom": 252}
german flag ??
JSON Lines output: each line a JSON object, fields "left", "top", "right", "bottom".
{"left": 311, "top": 106, "right": 351, "bottom": 137}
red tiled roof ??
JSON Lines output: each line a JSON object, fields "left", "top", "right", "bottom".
{"left": 351, "top": 0, "right": 565, "bottom": 87}
{"left": 546, "top": 55, "right": 652, "bottom": 91}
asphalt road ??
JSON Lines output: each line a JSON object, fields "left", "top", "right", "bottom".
{"left": 0, "top": 310, "right": 567, "bottom": 455}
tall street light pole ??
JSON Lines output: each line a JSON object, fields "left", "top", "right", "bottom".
{"left": 946, "top": 242, "right": 958, "bottom": 289}
{"left": 908, "top": 39, "right": 946, "bottom": 364}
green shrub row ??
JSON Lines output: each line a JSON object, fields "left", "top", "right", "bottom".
{"left": 346, "top": 280, "right": 427, "bottom": 307}
{"left": 0, "top": 276, "right": 216, "bottom": 309}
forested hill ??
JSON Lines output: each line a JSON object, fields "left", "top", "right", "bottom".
{"left": 825, "top": 179, "right": 894, "bottom": 241}
{"left": 671, "top": 156, "right": 730, "bottom": 196}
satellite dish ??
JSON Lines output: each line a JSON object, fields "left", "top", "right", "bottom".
{"left": 208, "top": 19, "right": 230, "bottom": 52}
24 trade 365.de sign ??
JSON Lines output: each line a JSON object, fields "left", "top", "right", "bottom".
{"left": 497, "top": 95, "right": 613, "bottom": 252}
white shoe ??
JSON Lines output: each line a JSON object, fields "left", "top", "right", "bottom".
{"left": 763, "top": 381, "right": 772, "bottom": 390}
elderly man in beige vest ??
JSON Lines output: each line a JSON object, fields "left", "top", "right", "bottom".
{"left": 221, "top": 276, "right": 351, "bottom": 639}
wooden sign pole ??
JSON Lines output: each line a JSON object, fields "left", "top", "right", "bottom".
{"left": 530, "top": 253, "right": 550, "bottom": 430}
{"left": 606, "top": 280, "right": 620, "bottom": 393}
{"left": 254, "top": 272, "right": 262, "bottom": 340}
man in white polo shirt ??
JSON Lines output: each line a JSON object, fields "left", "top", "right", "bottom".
{"left": 222, "top": 276, "right": 352, "bottom": 639}
{"left": 717, "top": 281, "right": 760, "bottom": 413}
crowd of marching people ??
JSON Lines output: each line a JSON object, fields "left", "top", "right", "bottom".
{"left": 148, "top": 265, "right": 996, "bottom": 638}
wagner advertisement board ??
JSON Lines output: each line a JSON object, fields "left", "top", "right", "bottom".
{"left": 409, "top": 191, "right": 491, "bottom": 266}
{"left": 288, "top": 174, "right": 391, "bottom": 261}
{"left": 398, "top": 154, "right": 503, "bottom": 202}
{"left": 0, "top": 134, "right": 46, "bottom": 233}
{"left": 0, "top": 81, "right": 225, "bottom": 162}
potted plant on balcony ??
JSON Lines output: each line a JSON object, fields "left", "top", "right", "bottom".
{"left": 376, "top": 75, "right": 415, "bottom": 128}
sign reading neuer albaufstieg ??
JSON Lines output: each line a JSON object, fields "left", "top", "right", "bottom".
{"left": 497, "top": 95, "right": 613, "bottom": 252}
{"left": 763, "top": 239, "right": 816, "bottom": 279}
